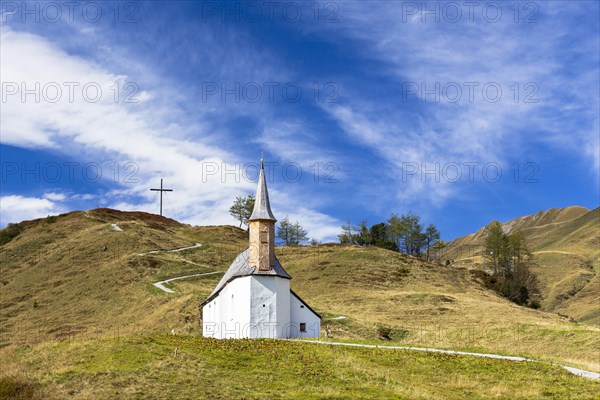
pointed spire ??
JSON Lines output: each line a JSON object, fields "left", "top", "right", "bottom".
{"left": 249, "top": 158, "right": 277, "bottom": 222}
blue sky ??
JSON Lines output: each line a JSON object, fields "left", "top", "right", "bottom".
{"left": 1, "top": 0, "right": 598, "bottom": 242}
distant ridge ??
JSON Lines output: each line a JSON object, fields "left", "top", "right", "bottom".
{"left": 437, "top": 206, "right": 599, "bottom": 324}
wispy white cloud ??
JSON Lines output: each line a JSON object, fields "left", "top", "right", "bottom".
{"left": 278, "top": 206, "right": 342, "bottom": 243}
{"left": 0, "top": 24, "right": 343, "bottom": 239}
{"left": 70, "top": 193, "right": 95, "bottom": 201}
{"left": 3, "top": 2, "right": 595, "bottom": 240}
{"left": 306, "top": 1, "right": 599, "bottom": 205}
{"left": 43, "top": 192, "right": 67, "bottom": 201}
{"left": 0, "top": 25, "right": 245, "bottom": 220}
{"left": 257, "top": 121, "right": 326, "bottom": 167}
{"left": 325, "top": 104, "right": 457, "bottom": 205}
{"left": 0, "top": 195, "right": 65, "bottom": 225}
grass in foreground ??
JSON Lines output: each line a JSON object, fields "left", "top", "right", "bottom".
{"left": 1, "top": 335, "right": 598, "bottom": 399}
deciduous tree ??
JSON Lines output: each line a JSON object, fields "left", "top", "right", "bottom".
{"left": 229, "top": 194, "right": 255, "bottom": 228}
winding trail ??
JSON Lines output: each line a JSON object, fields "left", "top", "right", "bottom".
{"left": 137, "top": 242, "right": 202, "bottom": 256}
{"left": 298, "top": 340, "right": 600, "bottom": 380}
{"left": 138, "top": 242, "right": 215, "bottom": 293}
{"left": 533, "top": 250, "right": 585, "bottom": 256}
{"left": 153, "top": 271, "right": 220, "bottom": 294}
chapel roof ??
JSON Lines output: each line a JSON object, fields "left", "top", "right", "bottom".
{"left": 201, "top": 248, "right": 291, "bottom": 305}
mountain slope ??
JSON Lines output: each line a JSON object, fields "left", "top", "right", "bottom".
{"left": 436, "top": 206, "right": 599, "bottom": 324}
{"left": 1, "top": 208, "right": 599, "bottom": 373}
{"left": 0, "top": 209, "right": 248, "bottom": 346}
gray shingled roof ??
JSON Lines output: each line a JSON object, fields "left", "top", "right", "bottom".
{"left": 249, "top": 162, "right": 276, "bottom": 221}
{"left": 202, "top": 248, "right": 291, "bottom": 304}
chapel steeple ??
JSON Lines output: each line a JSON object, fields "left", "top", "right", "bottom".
{"left": 249, "top": 158, "right": 276, "bottom": 271}
{"left": 249, "top": 158, "right": 277, "bottom": 222}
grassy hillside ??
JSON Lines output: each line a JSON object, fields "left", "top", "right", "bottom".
{"left": 277, "top": 245, "right": 600, "bottom": 372}
{"left": 436, "top": 206, "right": 600, "bottom": 324}
{"left": 2, "top": 336, "right": 599, "bottom": 400}
{"left": 0, "top": 209, "right": 248, "bottom": 346}
{"left": 1, "top": 208, "right": 599, "bottom": 398}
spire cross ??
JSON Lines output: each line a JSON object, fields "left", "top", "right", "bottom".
{"left": 150, "top": 178, "right": 173, "bottom": 216}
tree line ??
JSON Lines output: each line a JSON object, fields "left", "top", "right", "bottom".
{"left": 230, "top": 194, "right": 540, "bottom": 308}
{"left": 338, "top": 211, "right": 441, "bottom": 260}
{"left": 483, "top": 221, "right": 540, "bottom": 307}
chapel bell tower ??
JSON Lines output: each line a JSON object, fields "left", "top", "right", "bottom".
{"left": 249, "top": 158, "right": 277, "bottom": 271}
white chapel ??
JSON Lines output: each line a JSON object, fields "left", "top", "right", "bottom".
{"left": 201, "top": 159, "right": 321, "bottom": 339}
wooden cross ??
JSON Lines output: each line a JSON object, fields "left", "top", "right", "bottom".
{"left": 150, "top": 179, "right": 173, "bottom": 216}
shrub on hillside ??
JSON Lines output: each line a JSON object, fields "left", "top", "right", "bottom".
{"left": 529, "top": 299, "right": 541, "bottom": 309}
{"left": 377, "top": 325, "right": 393, "bottom": 340}
{"left": 0, "top": 376, "right": 41, "bottom": 400}
{"left": 0, "top": 223, "right": 23, "bottom": 246}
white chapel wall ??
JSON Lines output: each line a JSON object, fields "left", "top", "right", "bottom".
{"left": 203, "top": 276, "right": 320, "bottom": 339}
{"left": 250, "top": 276, "right": 290, "bottom": 338}
{"left": 290, "top": 293, "right": 321, "bottom": 338}
{"left": 203, "top": 276, "right": 252, "bottom": 338}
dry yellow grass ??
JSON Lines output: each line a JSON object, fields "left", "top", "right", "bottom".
{"left": 1, "top": 208, "right": 599, "bottom": 377}
{"left": 0, "top": 209, "right": 247, "bottom": 346}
